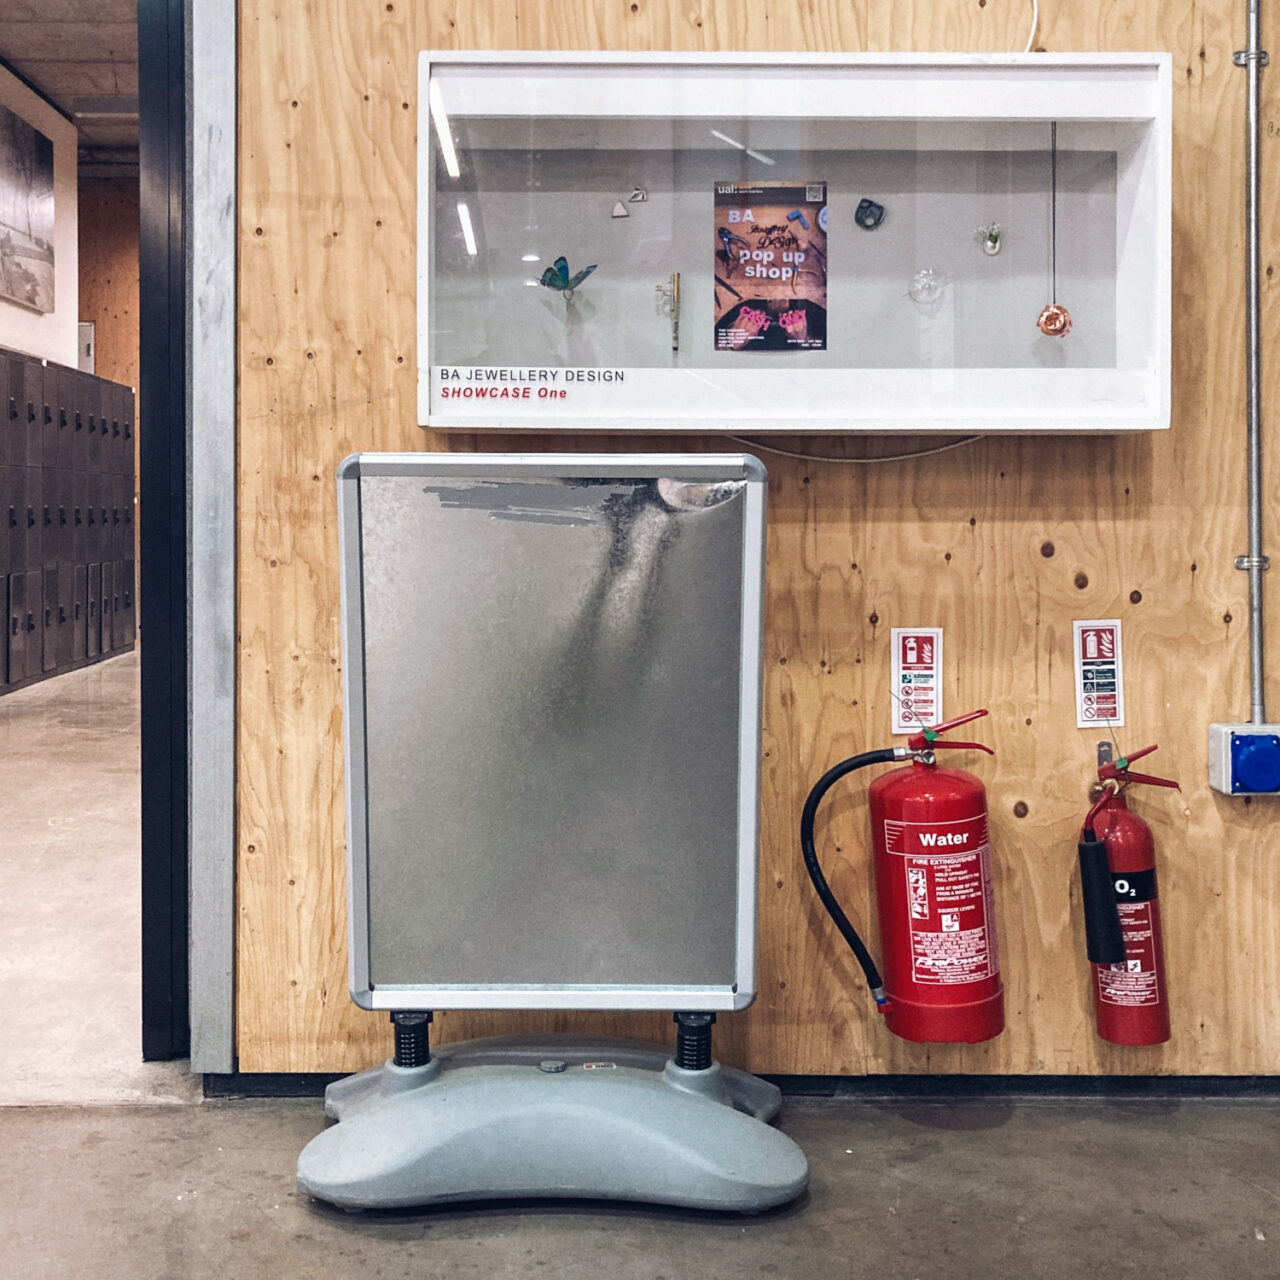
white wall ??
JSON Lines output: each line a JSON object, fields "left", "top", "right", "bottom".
{"left": 0, "top": 64, "right": 78, "bottom": 366}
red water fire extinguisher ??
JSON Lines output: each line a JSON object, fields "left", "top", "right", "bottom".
{"left": 801, "top": 710, "right": 1005, "bottom": 1044}
{"left": 1076, "top": 745, "right": 1178, "bottom": 1046}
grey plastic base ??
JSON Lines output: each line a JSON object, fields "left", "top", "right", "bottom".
{"left": 297, "top": 1036, "right": 809, "bottom": 1212}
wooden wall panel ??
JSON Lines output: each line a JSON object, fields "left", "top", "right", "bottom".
{"left": 237, "top": 0, "right": 1280, "bottom": 1074}
{"left": 78, "top": 186, "right": 140, "bottom": 391}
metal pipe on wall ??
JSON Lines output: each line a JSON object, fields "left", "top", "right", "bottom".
{"left": 1236, "top": 0, "right": 1270, "bottom": 723}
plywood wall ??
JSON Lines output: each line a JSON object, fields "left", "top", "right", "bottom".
{"left": 78, "top": 186, "right": 140, "bottom": 392}
{"left": 236, "top": 0, "right": 1280, "bottom": 1075}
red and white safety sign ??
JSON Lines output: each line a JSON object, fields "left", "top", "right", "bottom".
{"left": 891, "top": 627, "right": 943, "bottom": 734}
{"left": 1073, "top": 618, "right": 1125, "bottom": 730}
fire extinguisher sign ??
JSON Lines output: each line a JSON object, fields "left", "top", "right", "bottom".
{"left": 891, "top": 627, "right": 943, "bottom": 734}
{"left": 1073, "top": 619, "right": 1125, "bottom": 730}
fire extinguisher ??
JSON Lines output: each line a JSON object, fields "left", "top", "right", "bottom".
{"left": 801, "top": 709, "right": 1005, "bottom": 1044}
{"left": 1076, "top": 745, "right": 1178, "bottom": 1046}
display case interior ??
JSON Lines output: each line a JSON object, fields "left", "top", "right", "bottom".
{"left": 419, "top": 55, "right": 1171, "bottom": 433}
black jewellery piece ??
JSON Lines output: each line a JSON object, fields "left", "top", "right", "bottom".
{"left": 855, "top": 198, "right": 886, "bottom": 230}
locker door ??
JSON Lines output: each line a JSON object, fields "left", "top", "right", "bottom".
{"left": 0, "top": 464, "right": 11, "bottom": 579}
{"left": 56, "top": 564, "right": 73, "bottom": 668}
{"left": 86, "top": 563, "right": 101, "bottom": 659}
{"left": 72, "top": 564, "right": 86, "bottom": 663}
{"left": 85, "top": 479, "right": 101, "bottom": 565}
{"left": 57, "top": 469, "right": 73, "bottom": 564}
{"left": 21, "top": 360, "right": 42, "bottom": 468}
{"left": 111, "top": 473, "right": 125, "bottom": 559}
{"left": 72, "top": 470, "right": 87, "bottom": 563}
{"left": 0, "top": 354, "right": 18, "bottom": 468}
{"left": 40, "top": 365, "right": 56, "bottom": 469}
{"left": 22, "top": 466, "right": 40, "bottom": 571}
{"left": 21, "top": 570, "right": 40, "bottom": 680}
{"left": 101, "top": 560, "right": 115, "bottom": 655}
{"left": 5, "top": 465, "right": 22, "bottom": 573}
{"left": 41, "top": 567, "right": 56, "bottom": 672}
{"left": 56, "top": 368, "right": 76, "bottom": 471}
{"left": 41, "top": 467, "right": 57, "bottom": 570}
{"left": 7, "top": 571, "right": 25, "bottom": 683}
{"left": 0, "top": 574, "right": 7, "bottom": 690}
{"left": 118, "top": 560, "right": 135, "bottom": 648}
{"left": 72, "top": 372, "right": 89, "bottom": 473}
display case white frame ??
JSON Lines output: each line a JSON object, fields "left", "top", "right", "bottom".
{"left": 418, "top": 52, "right": 1171, "bottom": 434}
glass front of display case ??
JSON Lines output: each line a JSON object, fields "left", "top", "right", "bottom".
{"left": 419, "top": 56, "right": 1170, "bottom": 432}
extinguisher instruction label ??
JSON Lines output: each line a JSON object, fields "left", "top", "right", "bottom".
{"left": 1096, "top": 902, "right": 1160, "bottom": 1007}
{"left": 891, "top": 627, "right": 943, "bottom": 734}
{"left": 1073, "top": 619, "right": 1125, "bottom": 730}
{"left": 883, "top": 814, "right": 997, "bottom": 986}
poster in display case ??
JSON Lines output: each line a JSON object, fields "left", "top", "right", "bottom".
{"left": 419, "top": 53, "right": 1171, "bottom": 434}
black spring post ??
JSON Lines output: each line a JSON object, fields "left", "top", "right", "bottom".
{"left": 392, "top": 1011, "right": 433, "bottom": 1067}
{"left": 673, "top": 1012, "right": 716, "bottom": 1071}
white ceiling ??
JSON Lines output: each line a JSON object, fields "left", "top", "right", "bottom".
{"left": 0, "top": 1, "right": 138, "bottom": 184}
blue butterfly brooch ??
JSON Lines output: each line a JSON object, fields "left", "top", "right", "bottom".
{"left": 539, "top": 255, "right": 597, "bottom": 299}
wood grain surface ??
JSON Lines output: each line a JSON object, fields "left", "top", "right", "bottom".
{"left": 236, "top": 0, "right": 1280, "bottom": 1074}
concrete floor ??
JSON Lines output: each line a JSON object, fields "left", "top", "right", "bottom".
{"left": 3, "top": 650, "right": 1280, "bottom": 1278}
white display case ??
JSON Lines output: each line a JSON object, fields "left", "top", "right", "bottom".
{"left": 419, "top": 53, "right": 1171, "bottom": 434}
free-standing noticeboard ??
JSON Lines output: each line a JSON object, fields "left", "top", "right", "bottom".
{"left": 299, "top": 453, "right": 808, "bottom": 1213}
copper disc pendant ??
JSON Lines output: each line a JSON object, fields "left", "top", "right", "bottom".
{"left": 1037, "top": 303, "right": 1072, "bottom": 337}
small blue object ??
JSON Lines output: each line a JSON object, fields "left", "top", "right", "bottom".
{"left": 539, "top": 256, "right": 597, "bottom": 294}
{"left": 1231, "top": 733, "right": 1280, "bottom": 792}
{"left": 787, "top": 209, "right": 809, "bottom": 230}
{"left": 818, "top": 206, "right": 828, "bottom": 233}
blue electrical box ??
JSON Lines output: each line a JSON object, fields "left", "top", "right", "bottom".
{"left": 1209, "top": 723, "right": 1280, "bottom": 795}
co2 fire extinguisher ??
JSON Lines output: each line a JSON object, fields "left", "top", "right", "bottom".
{"left": 1076, "top": 745, "right": 1178, "bottom": 1046}
{"left": 801, "top": 710, "right": 1005, "bottom": 1044}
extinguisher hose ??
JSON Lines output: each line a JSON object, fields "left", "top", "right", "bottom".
{"left": 800, "top": 748, "right": 901, "bottom": 1006}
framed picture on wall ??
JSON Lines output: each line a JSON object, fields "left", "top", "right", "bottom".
{"left": 0, "top": 102, "right": 55, "bottom": 314}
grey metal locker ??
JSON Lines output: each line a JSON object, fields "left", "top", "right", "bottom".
{"left": 72, "top": 471, "right": 87, "bottom": 563}
{"left": 1, "top": 354, "right": 18, "bottom": 468}
{"left": 41, "top": 567, "right": 56, "bottom": 672}
{"left": 56, "top": 368, "right": 75, "bottom": 472}
{"left": 6, "top": 572, "right": 26, "bottom": 683}
{"left": 21, "top": 360, "right": 42, "bottom": 468}
{"left": 86, "top": 563, "right": 101, "bottom": 659}
{"left": 71, "top": 565, "right": 86, "bottom": 663}
{"left": 118, "top": 560, "right": 135, "bottom": 648}
{"left": 55, "top": 565, "right": 73, "bottom": 668}
{"left": 22, "top": 467, "right": 40, "bottom": 571}
{"left": 57, "top": 478, "right": 73, "bottom": 564}
{"left": 101, "top": 560, "right": 115, "bottom": 654}
{"left": 4, "top": 466, "right": 21, "bottom": 573}
{"left": 72, "top": 372, "right": 89, "bottom": 472}
{"left": 41, "top": 471, "right": 57, "bottom": 571}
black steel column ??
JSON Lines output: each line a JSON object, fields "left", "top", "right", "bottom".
{"left": 138, "top": 0, "right": 189, "bottom": 1060}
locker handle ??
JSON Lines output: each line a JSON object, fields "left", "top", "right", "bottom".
{"left": 112, "top": 508, "right": 120, "bottom": 524}
{"left": 43, "top": 506, "right": 51, "bottom": 527}
{"left": 75, "top": 412, "right": 82, "bottom": 431}
{"left": 44, "top": 608, "right": 51, "bottom": 627}
{"left": 7, "top": 397, "right": 15, "bottom": 420}
{"left": 74, "top": 507, "right": 81, "bottom": 526}
{"left": 74, "top": 603, "right": 81, "bottom": 620}
{"left": 25, "top": 614, "right": 35, "bottom": 632}
{"left": 59, "top": 506, "right": 67, "bottom": 526}
{"left": 26, "top": 507, "right": 35, "bottom": 527}
{"left": 27, "top": 402, "right": 35, "bottom": 423}
{"left": 43, "top": 406, "right": 51, "bottom": 425}
{"left": 87, "top": 509, "right": 95, "bottom": 525}
{"left": 112, "top": 420, "right": 120, "bottom": 437}
{"left": 9, "top": 617, "right": 15, "bottom": 637}
{"left": 58, "top": 606, "right": 66, "bottom": 624}
{"left": 7, "top": 506, "right": 15, "bottom": 529}
{"left": 59, "top": 409, "right": 67, "bottom": 428}
{"left": 88, "top": 415, "right": 95, "bottom": 433}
